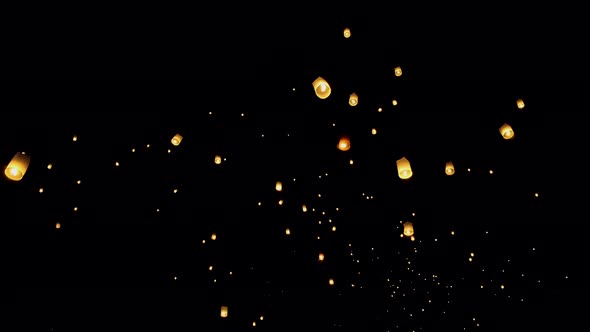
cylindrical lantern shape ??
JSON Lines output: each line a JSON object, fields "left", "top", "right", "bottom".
{"left": 337, "top": 136, "right": 351, "bottom": 151}
{"left": 171, "top": 134, "right": 183, "bottom": 146}
{"left": 396, "top": 157, "right": 412, "bottom": 179}
{"left": 312, "top": 77, "right": 331, "bottom": 99}
{"left": 403, "top": 221, "right": 414, "bottom": 237}
{"left": 349, "top": 93, "right": 358, "bottom": 106}
{"left": 220, "top": 306, "right": 228, "bottom": 318}
{"left": 214, "top": 155, "right": 222, "bottom": 164}
{"left": 343, "top": 27, "right": 351, "bottom": 38}
{"left": 275, "top": 181, "right": 283, "bottom": 192}
{"left": 4, "top": 152, "right": 31, "bottom": 181}
{"left": 499, "top": 123, "right": 514, "bottom": 139}
{"left": 516, "top": 98, "right": 525, "bottom": 109}
{"left": 394, "top": 66, "right": 402, "bottom": 77}
{"left": 445, "top": 161, "right": 455, "bottom": 175}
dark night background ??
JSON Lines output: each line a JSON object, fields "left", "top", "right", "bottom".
{"left": 1, "top": 5, "right": 586, "bottom": 331}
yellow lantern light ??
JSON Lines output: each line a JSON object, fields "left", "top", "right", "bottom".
{"left": 396, "top": 157, "right": 412, "bottom": 179}
{"left": 337, "top": 136, "right": 351, "bottom": 151}
{"left": 302, "top": 204, "right": 307, "bottom": 212}
{"left": 348, "top": 93, "right": 358, "bottom": 106}
{"left": 220, "top": 306, "right": 228, "bottom": 318}
{"left": 171, "top": 134, "right": 183, "bottom": 146}
{"left": 499, "top": 123, "right": 514, "bottom": 139}
{"left": 394, "top": 66, "right": 402, "bottom": 77}
{"left": 275, "top": 181, "right": 282, "bottom": 192}
{"left": 403, "top": 221, "right": 414, "bottom": 237}
{"left": 4, "top": 152, "right": 31, "bottom": 181}
{"left": 211, "top": 233, "right": 217, "bottom": 240}
{"left": 445, "top": 161, "right": 455, "bottom": 175}
{"left": 214, "top": 155, "right": 222, "bottom": 164}
{"left": 343, "top": 27, "right": 351, "bottom": 38}
{"left": 318, "top": 252, "right": 325, "bottom": 261}
{"left": 328, "top": 278, "right": 335, "bottom": 286}
{"left": 312, "top": 77, "right": 331, "bottom": 99}
{"left": 55, "top": 222, "right": 61, "bottom": 229}
{"left": 516, "top": 98, "right": 525, "bottom": 109}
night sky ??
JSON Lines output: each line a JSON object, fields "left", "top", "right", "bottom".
{"left": 2, "top": 6, "right": 585, "bottom": 332}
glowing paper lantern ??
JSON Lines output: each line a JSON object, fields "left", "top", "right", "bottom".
{"left": 220, "top": 306, "right": 228, "bottom": 318}
{"left": 4, "top": 152, "right": 31, "bottom": 181}
{"left": 445, "top": 161, "right": 455, "bottom": 175}
{"left": 348, "top": 93, "right": 358, "bottom": 106}
{"left": 171, "top": 134, "right": 183, "bottom": 146}
{"left": 394, "top": 66, "right": 402, "bottom": 77}
{"left": 275, "top": 181, "right": 283, "bottom": 192}
{"left": 516, "top": 98, "right": 525, "bottom": 109}
{"left": 343, "top": 27, "right": 351, "bottom": 38}
{"left": 214, "top": 155, "right": 222, "bottom": 164}
{"left": 312, "top": 77, "right": 331, "bottom": 99}
{"left": 396, "top": 157, "right": 412, "bottom": 179}
{"left": 499, "top": 123, "right": 514, "bottom": 139}
{"left": 403, "top": 221, "right": 414, "bottom": 237}
{"left": 318, "top": 253, "right": 325, "bottom": 261}
{"left": 337, "top": 136, "right": 351, "bottom": 151}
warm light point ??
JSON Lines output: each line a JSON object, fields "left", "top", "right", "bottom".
{"left": 47, "top": 164, "right": 53, "bottom": 169}
{"left": 55, "top": 222, "right": 61, "bottom": 229}
{"left": 371, "top": 128, "right": 377, "bottom": 135}
{"left": 392, "top": 99, "right": 398, "bottom": 106}
{"left": 39, "top": 188, "right": 44, "bottom": 193}
{"left": 329, "top": 278, "right": 335, "bottom": 285}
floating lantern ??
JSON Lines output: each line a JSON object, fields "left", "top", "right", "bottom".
{"left": 396, "top": 157, "right": 412, "bottom": 179}
{"left": 171, "top": 134, "right": 183, "bottom": 146}
{"left": 394, "top": 66, "right": 402, "bottom": 77}
{"left": 275, "top": 181, "right": 282, "bottom": 192}
{"left": 499, "top": 123, "right": 514, "bottom": 139}
{"left": 214, "top": 155, "right": 222, "bottom": 164}
{"left": 343, "top": 27, "right": 351, "bottom": 38}
{"left": 403, "top": 221, "right": 414, "bottom": 237}
{"left": 220, "top": 306, "right": 228, "bottom": 318}
{"left": 349, "top": 93, "right": 358, "bottom": 106}
{"left": 445, "top": 161, "right": 455, "bottom": 175}
{"left": 312, "top": 77, "right": 331, "bottom": 99}
{"left": 516, "top": 98, "right": 525, "bottom": 109}
{"left": 4, "top": 152, "right": 31, "bottom": 181}
{"left": 337, "top": 136, "right": 351, "bottom": 151}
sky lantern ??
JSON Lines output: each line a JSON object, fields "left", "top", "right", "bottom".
{"left": 394, "top": 66, "right": 402, "bottom": 77}
{"left": 343, "top": 27, "right": 351, "bottom": 38}
{"left": 220, "top": 306, "right": 228, "bottom": 318}
{"left": 275, "top": 181, "right": 283, "bottom": 192}
{"left": 318, "top": 252, "right": 325, "bottom": 261}
{"left": 499, "top": 123, "right": 515, "bottom": 139}
{"left": 445, "top": 161, "right": 455, "bottom": 175}
{"left": 312, "top": 77, "right": 331, "bottom": 99}
{"left": 337, "top": 136, "right": 351, "bottom": 151}
{"left": 516, "top": 98, "right": 525, "bottom": 109}
{"left": 403, "top": 221, "right": 414, "bottom": 237}
{"left": 171, "top": 133, "right": 183, "bottom": 146}
{"left": 396, "top": 157, "right": 412, "bottom": 179}
{"left": 4, "top": 152, "right": 31, "bottom": 181}
{"left": 214, "top": 155, "right": 222, "bottom": 164}
{"left": 349, "top": 93, "right": 358, "bottom": 106}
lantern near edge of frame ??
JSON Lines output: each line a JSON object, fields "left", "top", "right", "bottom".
{"left": 4, "top": 152, "right": 31, "bottom": 181}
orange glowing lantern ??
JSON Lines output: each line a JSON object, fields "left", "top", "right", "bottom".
{"left": 394, "top": 66, "right": 402, "bottom": 77}
{"left": 343, "top": 27, "right": 351, "bottom": 38}
{"left": 312, "top": 77, "right": 331, "bottom": 99}
{"left": 516, "top": 98, "right": 525, "bottom": 109}
{"left": 337, "top": 136, "right": 351, "bottom": 151}
{"left": 349, "top": 93, "right": 358, "bottom": 106}
{"left": 396, "top": 157, "right": 412, "bottom": 179}
{"left": 4, "top": 152, "right": 31, "bottom": 181}
{"left": 318, "top": 253, "right": 325, "bottom": 261}
{"left": 214, "top": 155, "right": 222, "bottom": 164}
{"left": 171, "top": 134, "right": 183, "bottom": 146}
{"left": 445, "top": 161, "right": 455, "bottom": 175}
{"left": 499, "top": 123, "right": 514, "bottom": 139}
{"left": 403, "top": 221, "right": 414, "bottom": 237}
{"left": 275, "top": 181, "right": 283, "bottom": 192}
{"left": 220, "top": 306, "right": 228, "bottom": 318}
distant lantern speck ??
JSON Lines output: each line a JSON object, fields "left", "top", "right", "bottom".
{"left": 4, "top": 152, "right": 31, "bottom": 181}
{"left": 343, "top": 27, "right": 351, "bottom": 38}
{"left": 499, "top": 123, "right": 514, "bottom": 139}
{"left": 312, "top": 77, "right": 331, "bottom": 99}
{"left": 337, "top": 136, "right": 351, "bottom": 151}
{"left": 445, "top": 161, "right": 455, "bottom": 175}
{"left": 396, "top": 157, "right": 413, "bottom": 179}
{"left": 171, "top": 134, "right": 183, "bottom": 146}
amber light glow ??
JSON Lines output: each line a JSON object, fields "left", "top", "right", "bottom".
{"left": 4, "top": 152, "right": 31, "bottom": 181}
{"left": 312, "top": 77, "right": 331, "bottom": 99}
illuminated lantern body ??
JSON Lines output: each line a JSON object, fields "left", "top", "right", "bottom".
{"left": 171, "top": 134, "right": 183, "bottom": 146}
{"left": 396, "top": 157, "right": 412, "bottom": 179}
{"left": 275, "top": 181, "right": 282, "bottom": 192}
{"left": 445, "top": 161, "right": 455, "bottom": 175}
{"left": 214, "top": 155, "right": 222, "bottom": 164}
{"left": 499, "top": 123, "right": 514, "bottom": 139}
{"left": 220, "top": 306, "right": 228, "bottom": 318}
{"left": 349, "top": 93, "right": 358, "bottom": 106}
{"left": 394, "top": 66, "right": 402, "bottom": 77}
{"left": 343, "top": 28, "right": 351, "bottom": 38}
{"left": 4, "top": 152, "right": 31, "bottom": 181}
{"left": 318, "top": 253, "right": 325, "bottom": 261}
{"left": 516, "top": 98, "right": 525, "bottom": 109}
{"left": 403, "top": 221, "right": 414, "bottom": 237}
{"left": 337, "top": 136, "right": 351, "bottom": 151}
{"left": 312, "top": 77, "right": 331, "bottom": 99}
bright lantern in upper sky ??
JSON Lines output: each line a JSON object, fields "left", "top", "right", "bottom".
{"left": 403, "top": 221, "right": 414, "bottom": 237}
{"left": 445, "top": 161, "right": 455, "bottom": 175}
{"left": 349, "top": 93, "right": 358, "bottom": 106}
{"left": 343, "top": 27, "right": 351, "bottom": 38}
{"left": 171, "top": 133, "right": 183, "bottom": 146}
{"left": 4, "top": 152, "right": 31, "bottom": 181}
{"left": 499, "top": 123, "right": 514, "bottom": 139}
{"left": 394, "top": 66, "right": 402, "bottom": 77}
{"left": 337, "top": 136, "right": 351, "bottom": 151}
{"left": 396, "top": 157, "right": 412, "bottom": 179}
{"left": 312, "top": 77, "right": 331, "bottom": 99}
{"left": 516, "top": 98, "right": 525, "bottom": 109}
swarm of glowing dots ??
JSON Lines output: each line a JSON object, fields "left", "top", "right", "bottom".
{"left": 499, "top": 123, "right": 515, "bottom": 139}
{"left": 337, "top": 136, "right": 351, "bottom": 151}
{"left": 312, "top": 77, "right": 331, "bottom": 99}
{"left": 343, "top": 27, "right": 351, "bottom": 38}
{"left": 214, "top": 155, "right": 222, "bottom": 164}
{"left": 394, "top": 66, "right": 402, "bottom": 77}
{"left": 516, "top": 98, "right": 525, "bottom": 109}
